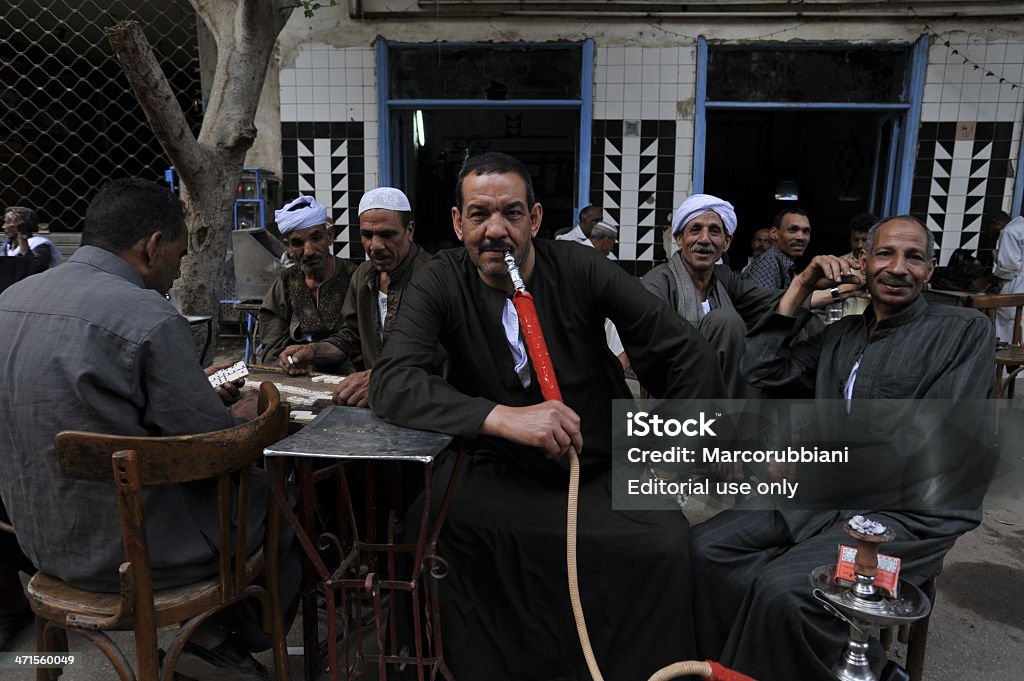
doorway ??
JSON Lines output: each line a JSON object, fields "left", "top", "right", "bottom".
{"left": 379, "top": 41, "right": 592, "bottom": 252}
{"left": 695, "top": 38, "right": 927, "bottom": 269}
{"left": 704, "top": 109, "right": 899, "bottom": 266}
{"left": 390, "top": 108, "right": 580, "bottom": 249}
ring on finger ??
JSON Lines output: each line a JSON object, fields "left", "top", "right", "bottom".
{"left": 829, "top": 286, "right": 841, "bottom": 300}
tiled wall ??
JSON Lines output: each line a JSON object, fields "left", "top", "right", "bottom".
{"left": 277, "top": 42, "right": 697, "bottom": 274}
{"left": 278, "top": 38, "right": 1023, "bottom": 270}
{"left": 913, "top": 122, "right": 1014, "bottom": 259}
{"left": 280, "top": 45, "right": 378, "bottom": 258}
{"left": 591, "top": 45, "right": 696, "bottom": 275}
{"left": 590, "top": 120, "right": 677, "bottom": 276}
{"left": 915, "top": 35, "right": 1024, "bottom": 265}
{"left": 281, "top": 121, "right": 366, "bottom": 259}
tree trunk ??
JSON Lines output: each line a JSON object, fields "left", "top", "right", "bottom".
{"left": 179, "top": 163, "right": 238, "bottom": 332}
{"left": 105, "top": 1, "right": 293, "bottom": 361}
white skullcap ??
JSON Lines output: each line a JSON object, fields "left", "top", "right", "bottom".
{"left": 358, "top": 187, "right": 411, "bottom": 216}
{"left": 591, "top": 221, "right": 618, "bottom": 240}
{"left": 275, "top": 195, "right": 328, "bottom": 235}
{"left": 671, "top": 194, "right": 737, "bottom": 236}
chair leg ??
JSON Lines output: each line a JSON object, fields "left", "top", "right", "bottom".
{"left": 905, "top": 613, "right": 931, "bottom": 681}
{"left": 35, "top": 619, "right": 56, "bottom": 681}
{"left": 73, "top": 628, "right": 137, "bottom": 681}
{"left": 132, "top": 624, "right": 160, "bottom": 681}
{"left": 38, "top": 621, "right": 68, "bottom": 681}
{"left": 264, "top": 482, "right": 292, "bottom": 681}
{"left": 35, "top": 621, "right": 135, "bottom": 681}
{"left": 161, "top": 606, "right": 232, "bottom": 681}
{"left": 905, "top": 577, "right": 937, "bottom": 681}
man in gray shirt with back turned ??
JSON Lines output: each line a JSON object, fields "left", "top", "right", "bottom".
{"left": 0, "top": 178, "right": 295, "bottom": 680}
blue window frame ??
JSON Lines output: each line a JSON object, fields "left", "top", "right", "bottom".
{"left": 377, "top": 40, "right": 594, "bottom": 215}
{"left": 694, "top": 36, "right": 927, "bottom": 215}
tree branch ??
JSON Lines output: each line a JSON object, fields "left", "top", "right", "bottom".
{"left": 198, "top": 0, "right": 292, "bottom": 157}
{"left": 105, "top": 20, "right": 206, "bottom": 183}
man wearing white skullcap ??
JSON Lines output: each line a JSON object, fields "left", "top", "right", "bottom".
{"left": 279, "top": 187, "right": 434, "bottom": 408}
{"left": 257, "top": 195, "right": 357, "bottom": 365}
{"left": 588, "top": 220, "right": 618, "bottom": 257}
{"left": 643, "top": 193, "right": 858, "bottom": 399}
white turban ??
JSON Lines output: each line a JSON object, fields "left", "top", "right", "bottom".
{"left": 359, "top": 187, "right": 411, "bottom": 216}
{"left": 671, "top": 194, "right": 737, "bottom": 236}
{"left": 275, "top": 195, "right": 328, "bottom": 235}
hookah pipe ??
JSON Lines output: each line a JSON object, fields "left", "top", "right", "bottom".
{"left": 502, "top": 252, "right": 754, "bottom": 681}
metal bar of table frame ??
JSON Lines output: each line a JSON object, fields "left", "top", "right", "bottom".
{"left": 265, "top": 406, "right": 460, "bottom": 681}
{"left": 183, "top": 314, "right": 213, "bottom": 364}
{"left": 232, "top": 301, "right": 262, "bottom": 365}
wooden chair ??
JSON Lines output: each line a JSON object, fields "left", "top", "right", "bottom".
{"left": 881, "top": 575, "right": 936, "bottom": 681}
{"left": 968, "top": 292, "right": 1024, "bottom": 398}
{"left": 26, "top": 383, "right": 291, "bottom": 681}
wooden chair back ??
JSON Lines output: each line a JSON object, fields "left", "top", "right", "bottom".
{"left": 41, "top": 382, "right": 290, "bottom": 681}
{"left": 969, "top": 293, "right": 1024, "bottom": 397}
{"left": 968, "top": 292, "right": 1024, "bottom": 346}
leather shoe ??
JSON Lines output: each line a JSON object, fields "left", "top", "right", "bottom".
{"left": 174, "top": 636, "right": 269, "bottom": 681}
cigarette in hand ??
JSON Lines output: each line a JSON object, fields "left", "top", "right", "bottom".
{"left": 287, "top": 355, "right": 295, "bottom": 365}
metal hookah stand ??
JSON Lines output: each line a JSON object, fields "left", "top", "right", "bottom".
{"left": 810, "top": 518, "right": 932, "bottom": 681}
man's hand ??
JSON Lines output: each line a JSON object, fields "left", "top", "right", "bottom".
{"left": 779, "top": 255, "right": 865, "bottom": 316}
{"left": 204, "top": 362, "right": 245, "bottom": 405}
{"left": 332, "top": 369, "right": 371, "bottom": 408}
{"left": 278, "top": 344, "right": 315, "bottom": 374}
{"left": 808, "top": 283, "right": 870, "bottom": 309}
{"left": 711, "top": 461, "right": 744, "bottom": 482}
{"left": 480, "top": 401, "right": 583, "bottom": 460}
{"left": 279, "top": 341, "right": 346, "bottom": 374}
{"left": 766, "top": 460, "right": 796, "bottom": 484}
{"left": 229, "top": 390, "right": 259, "bottom": 420}
{"left": 794, "top": 255, "right": 864, "bottom": 291}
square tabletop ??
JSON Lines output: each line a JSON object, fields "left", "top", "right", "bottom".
{"left": 264, "top": 405, "right": 453, "bottom": 463}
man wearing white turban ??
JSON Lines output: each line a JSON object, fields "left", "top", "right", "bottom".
{"left": 643, "top": 194, "right": 860, "bottom": 399}
{"left": 257, "top": 195, "right": 357, "bottom": 365}
{"left": 277, "top": 187, "right": 434, "bottom": 407}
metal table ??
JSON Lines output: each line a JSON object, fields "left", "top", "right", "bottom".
{"left": 264, "top": 406, "right": 458, "bottom": 681}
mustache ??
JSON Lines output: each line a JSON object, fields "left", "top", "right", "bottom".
{"left": 876, "top": 275, "right": 910, "bottom": 287}
{"left": 300, "top": 253, "right": 324, "bottom": 266}
{"left": 480, "top": 238, "right": 515, "bottom": 253}
{"left": 691, "top": 246, "right": 716, "bottom": 255}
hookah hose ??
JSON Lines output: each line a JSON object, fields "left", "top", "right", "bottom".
{"left": 501, "top": 253, "right": 755, "bottom": 681}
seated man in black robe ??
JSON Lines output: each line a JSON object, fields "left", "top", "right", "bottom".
{"left": 692, "top": 216, "right": 995, "bottom": 681}
{"left": 369, "top": 152, "right": 726, "bottom": 680}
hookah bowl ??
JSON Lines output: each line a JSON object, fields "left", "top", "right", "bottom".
{"left": 810, "top": 517, "right": 932, "bottom": 681}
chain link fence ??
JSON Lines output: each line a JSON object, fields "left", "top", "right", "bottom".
{"left": 1, "top": 0, "right": 202, "bottom": 232}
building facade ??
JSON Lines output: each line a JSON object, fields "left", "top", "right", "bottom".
{"left": 266, "top": 0, "right": 1024, "bottom": 275}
